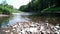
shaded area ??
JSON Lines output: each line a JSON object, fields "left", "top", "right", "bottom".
{"left": 26, "top": 15, "right": 60, "bottom": 25}
{"left": 19, "top": 0, "right": 60, "bottom": 16}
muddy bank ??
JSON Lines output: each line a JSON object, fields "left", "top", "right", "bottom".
{"left": 0, "top": 21, "right": 60, "bottom": 34}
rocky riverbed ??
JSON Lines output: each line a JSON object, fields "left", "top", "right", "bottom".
{"left": 0, "top": 21, "right": 60, "bottom": 34}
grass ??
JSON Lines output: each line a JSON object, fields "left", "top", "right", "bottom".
{"left": 42, "top": 7, "right": 60, "bottom": 13}
{"left": 12, "top": 9, "right": 22, "bottom": 13}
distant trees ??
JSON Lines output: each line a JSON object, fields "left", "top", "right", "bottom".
{"left": 19, "top": 0, "right": 60, "bottom": 13}
{"left": 19, "top": 5, "right": 28, "bottom": 12}
{"left": 0, "top": 0, "right": 14, "bottom": 15}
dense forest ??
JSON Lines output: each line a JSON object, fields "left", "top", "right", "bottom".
{"left": 19, "top": 0, "right": 60, "bottom": 14}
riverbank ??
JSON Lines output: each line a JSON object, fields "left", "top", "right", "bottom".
{"left": 0, "top": 14, "right": 9, "bottom": 17}
{"left": 0, "top": 21, "right": 60, "bottom": 34}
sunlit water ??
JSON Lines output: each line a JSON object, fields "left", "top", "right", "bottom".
{"left": 0, "top": 12, "right": 60, "bottom": 28}
{"left": 0, "top": 12, "right": 31, "bottom": 28}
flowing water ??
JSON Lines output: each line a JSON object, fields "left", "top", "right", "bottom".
{"left": 0, "top": 12, "right": 60, "bottom": 28}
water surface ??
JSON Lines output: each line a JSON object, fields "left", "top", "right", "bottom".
{"left": 0, "top": 12, "right": 60, "bottom": 28}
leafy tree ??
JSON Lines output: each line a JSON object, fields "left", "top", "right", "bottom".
{"left": 19, "top": 0, "right": 60, "bottom": 13}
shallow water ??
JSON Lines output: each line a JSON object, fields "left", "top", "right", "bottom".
{"left": 0, "top": 12, "right": 60, "bottom": 28}
{"left": 0, "top": 12, "right": 31, "bottom": 28}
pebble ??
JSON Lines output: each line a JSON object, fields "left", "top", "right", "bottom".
{"left": 10, "top": 32, "right": 13, "bottom": 34}
{"left": 0, "top": 21, "right": 60, "bottom": 34}
{"left": 5, "top": 30, "right": 10, "bottom": 33}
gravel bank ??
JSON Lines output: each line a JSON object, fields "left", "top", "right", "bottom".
{"left": 0, "top": 21, "right": 60, "bottom": 34}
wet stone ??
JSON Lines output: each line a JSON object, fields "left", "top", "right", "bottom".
{"left": 0, "top": 21, "right": 60, "bottom": 34}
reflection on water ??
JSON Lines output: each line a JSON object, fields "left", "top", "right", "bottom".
{"left": 0, "top": 16, "right": 10, "bottom": 27}
{"left": 0, "top": 13, "right": 60, "bottom": 28}
{"left": 0, "top": 13, "right": 31, "bottom": 28}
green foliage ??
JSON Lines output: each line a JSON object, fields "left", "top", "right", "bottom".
{"left": 42, "top": 7, "right": 60, "bottom": 13}
{"left": 0, "top": 4, "right": 15, "bottom": 14}
{"left": 0, "top": 0, "right": 19, "bottom": 14}
{"left": 19, "top": 0, "right": 60, "bottom": 13}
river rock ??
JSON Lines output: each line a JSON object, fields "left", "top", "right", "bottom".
{"left": 0, "top": 21, "right": 60, "bottom": 34}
